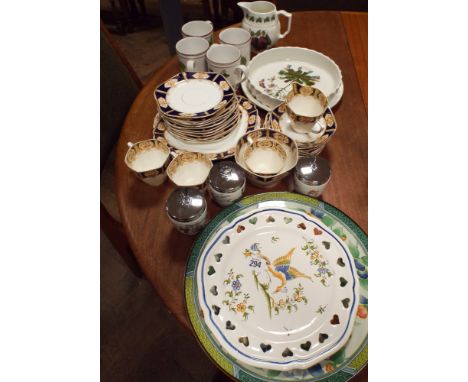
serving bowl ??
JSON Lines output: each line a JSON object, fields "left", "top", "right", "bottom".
{"left": 235, "top": 129, "right": 298, "bottom": 188}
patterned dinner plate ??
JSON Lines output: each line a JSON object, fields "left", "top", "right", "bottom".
{"left": 153, "top": 96, "right": 260, "bottom": 161}
{"left": 185, "top": 193, "right": 368, "bottom": 380}
{"left": 154, "top": 72, "right": 235, "bottom": 118}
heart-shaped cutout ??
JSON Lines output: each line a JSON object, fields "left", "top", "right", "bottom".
{"left": 266, "top": 216, "right": 275, "bottom": 223}
{"left": 322, "top": 241, "right": 331, "bottom": 250}
{"left": 237, "top": 225, "right": 245, "bottom": 233}
{"left": 330, "top": 314, "right": 340, "bottom": 325}
{"left": 342, "top": 298, "right": 350, "bottom": 308}
{"left": 249, "top": 217, "right": 257, "bottom": 225}
{"left": 282, "top": 348, "right": 293, "bottom": 357}
{"left": 260, "top": 343, "right": 272, "bottom": 352}
{"left": 222, "top": 236, "right": 230, "bottom": 244}
{"left": 300, "top": 341, "right": 311, "bottom": 351}
{"left": 297, "top": 222, "right": 306, "bottom": 230}
{"left": 209, "top": 285, "right": 218, "bottom": 296}
{"left": 284, "top": 217, "right": 293, "bottom": 224}
{"left": 314, "top": 228, "right": 323, "bottom": 235}
{"left": 340, "top": 277, "right": 348, "bottom": 287}
{"left": 337, "top": 257, "right": 345, "bottom": 267}
{"left": 238, "top": 337, "right": 249, "bottom": 347}
{"left": 212, "top": 305, "right": 220, "bottom": 315}
{"left": 207, "top": 266, "right": 216, "bottom": 276}
{"left": 226, "top": 320, "right": 236, "bottom": 330}
{"left": 319, "top": 333, "right": 329, "bottom": 343}
{"left": 214, "top": 253, "right": 223, "bottom": 262}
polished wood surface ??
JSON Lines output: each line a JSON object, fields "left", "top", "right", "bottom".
{"left": 115, "top": 10, "right": 367, "bottom": 378}
{"left": 341, "top": 12, "right": 368, "bottom": 111}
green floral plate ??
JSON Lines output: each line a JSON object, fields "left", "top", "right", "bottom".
{"left": 185, "top": 192, "right": 368, "bottom": 381}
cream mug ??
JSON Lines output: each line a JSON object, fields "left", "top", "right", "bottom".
{"left": 206, "top": 44, "right": 248, "bottom": 88}
{"left": 182, "top": 20, "right": 214, "bottom": 43}
{"left": 219, "top": 27, "right": 251, "bottom": 65}
{"left": 176, "top": 37, "right": 209, "bottom": 72}
{"left": 124, "top": 139, "right": 170, "bottom": 186}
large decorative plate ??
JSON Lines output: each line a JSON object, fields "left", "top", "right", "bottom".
{"left": 185, "top": 193, "right": 368, "bottom": 380}
{"left": 241, "top": 79, "right": 343, "bottom": 112}
{"left": 154, "top": 72, "right": 235, "bottom": 118}
{"left": 153, "top": 96, "right": 260, "bottom": 161}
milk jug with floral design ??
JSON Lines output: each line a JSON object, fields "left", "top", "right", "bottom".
{"left": 238, "top": 1, "right": 292, "bottom": 53}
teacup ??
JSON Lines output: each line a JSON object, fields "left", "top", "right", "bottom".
{"left": 235, "top": 129, "right": 298, "bottom": 189}
{"left": 286, "top": 83, "right": 328, "bottom": 134}
{"left": 167, "top": 152, "right": 213, "bottom": 188}
{"left": 176, "top": 37, "right": 209, "bottom": 72}
{"left": 219, "top": 27, "right": 251, "bottom": 65}
{"left": 243, "top": 139, "right": 287, "bottom": 175}
{"left": 182, "top": 20, "right": 214, "bottom": 43}
{"left": 206, "top": 44, "right": 248, "bottom": 88}
{"left": 125, "top": 139, "right": 170, "bottom": 186}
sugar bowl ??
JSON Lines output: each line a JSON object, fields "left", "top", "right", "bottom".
{"left": 166, "top": 187, "right": 208, "bottom": 235}
{"left": 208, "top": 161, "right": 246, "bottom": 207}
{"left": 294, "top": 156, "right": 331, "bottom": 197}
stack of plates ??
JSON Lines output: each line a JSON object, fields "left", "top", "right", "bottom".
{"left": 241, "top": 47, "right": 343, "bottom": 111}
{"left": 269, "top": 104, "right": 337, "bottom": 158}
{"left": 154, "top": 72, "right": 240, "bottom": 143}
{"left": 185, "top": 193, "right": 368, "bottom": 381}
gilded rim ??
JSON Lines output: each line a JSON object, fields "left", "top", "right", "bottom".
{"left": 153, "top": 96, "right": 260, "bottom": 161}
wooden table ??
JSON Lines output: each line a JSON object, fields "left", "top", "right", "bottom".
{"left": 116, "top": 10, "right": 367, "bottom": 380}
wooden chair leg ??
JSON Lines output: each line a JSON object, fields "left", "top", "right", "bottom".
{"left": 101, "top": 202, "right": 143, "bottom": 278}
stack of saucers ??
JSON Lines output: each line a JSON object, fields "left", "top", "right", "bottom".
{"left": 154, "top": 72, "right": 240, "bottom": 143}
{"left": 269, "top": 103, "right": 337, "bottom": 158}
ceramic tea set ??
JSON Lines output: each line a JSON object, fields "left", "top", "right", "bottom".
{"left": 123, "top": 2, "right": 368, "bottom": 377}
{"left": 124, "top": 0, "right": 340, "bottom": 218}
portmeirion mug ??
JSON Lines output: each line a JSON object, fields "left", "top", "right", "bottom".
{"left": 175, "top": 37, "right": 209, "bottom": 72}
{"left": 219, "top": 27, "right": 251, "bottom": 65}
{"left": 124, "top": 139, "right": 171, "bottom": 186}
{"left": 206, "top": 44, "right": 248, "bottom": 88}
{"left": 181, "top": 20, "right": 214, "bottom": 44}
{"left": 286, "top": 82, "right": 329, "bottom": 134}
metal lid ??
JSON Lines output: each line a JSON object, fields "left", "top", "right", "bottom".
{"left": 295, "top": 156, "right": 331, "bottom": 186}
{"left": 166, "top": 187, "right": 207, "bottom": 222}
{"left": 209, "top": 161, "right": 246, "bottom": 193}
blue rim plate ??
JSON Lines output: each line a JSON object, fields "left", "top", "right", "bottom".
{"left": 154, "top": 72, "right": 235, "bottom": 119}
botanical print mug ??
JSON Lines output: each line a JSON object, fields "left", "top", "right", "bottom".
{"left": 206, "top": 44, "right": 248, "bottom": 88}
{"left": 219, "top": 27, "right": 251, "bottom": 65}
{"left": 124, "top": 139, "right": 170, "bottom": 186}
{"left": 176, "top": 37, "right": 209, "bottom": 72}
{"left": 181, "top": 20, "right": 214, "bottom": 43}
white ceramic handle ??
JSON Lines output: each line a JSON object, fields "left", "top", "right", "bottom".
{"left": 277, "top": 10, "right": 292, "bottom": 39}
{"left": 186, "top": 59, "right": 195, "bottom": 72}
{"left": 234, "top": 64, "right": 248, "bottom": 84}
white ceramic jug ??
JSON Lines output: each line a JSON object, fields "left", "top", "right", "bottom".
{"left": 238, "top": 1, "right": 292, "bottom": 52}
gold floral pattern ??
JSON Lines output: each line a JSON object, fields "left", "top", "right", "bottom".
{"left": 193, "top": 72, "right": 209, "bottom": 79}
{"left": 278, "top": 104, "right": 286, "bottom": 113}
{"left": 271, "top": 119, "right": 280, "bottom": 131}
{"left": 325, "top": 113, "right": 334, "bottom": 127}
{"left": 248, "top": 115, "right": 256, "bottom": 124}
{"left": 242, "top": 101, "right": 252, "bottom": 110}
{"left": 138, "top": 141, "right": 154, "bottom": 150}
{"left": 164, "top": 79, "right": 178, "bottom": 88}
{"left": 219, "top": 80, "right": 230, "bottom": 90}
{"left": 157, "top": 97, "right": 168, "bottom": 108}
